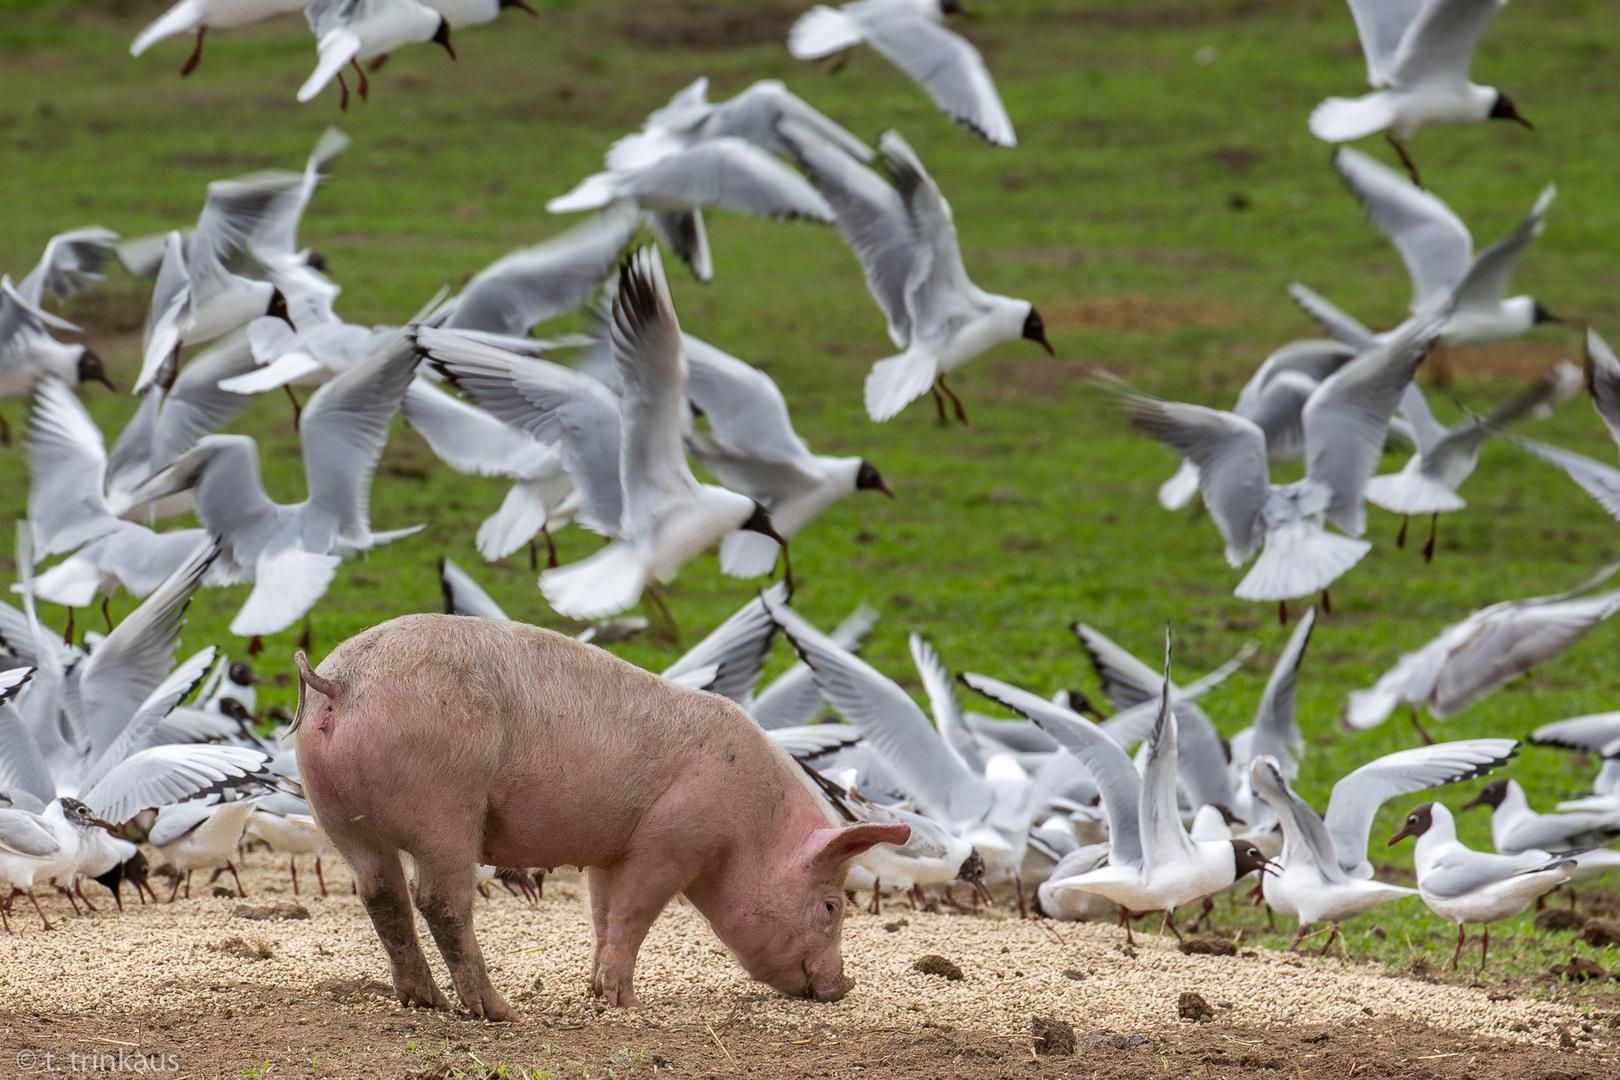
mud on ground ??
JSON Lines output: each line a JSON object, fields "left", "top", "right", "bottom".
{"left": 0, "top": 848, "right": 1613, "bottom": 1078}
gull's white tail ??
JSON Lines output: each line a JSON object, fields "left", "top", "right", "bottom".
{"left": 719, "top": 529, "right": 782, "bottom": 579}
{"left": 131, "top": 0, "right": 204, "bottom": 56}
{"left": 1158, "top": 460, "right": 1201, "bottom": 511}
{"left": 476, "top": 482, "right": 552, "bottom": 562}
{"left": 1309, "top": 93, "right": 1398, "bottom": 142}
{"left": 864, "top": 348, "right": 937, "bottom": 422}
{"left": 541, "top": 541, "right": 646, "bottom": 620}
{"left": 789, "top": 5, "right": 865, "bottom": 58}
{"left": 1235, "top": 522, "right": 1370, "bottom": 602}
{"left": 299, "top": 30, "right": 363, "bottom": 103}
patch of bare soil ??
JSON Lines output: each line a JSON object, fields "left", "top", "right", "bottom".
{"left": 619, "top": 0, "right": 802, "bottom": 49}
{"left": 1043, "top": 295, "right": 1252, "bottom": 332}
{"left": 1427, "top": 341, "right": 1573, "bottom": 383}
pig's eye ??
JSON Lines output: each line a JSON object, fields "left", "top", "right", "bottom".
{"left": 823, "top": 900, "right": 838, "bottom": 915}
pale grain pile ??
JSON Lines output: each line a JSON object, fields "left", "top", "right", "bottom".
{"left": 0, "top": 848, "right": 1590, "bottom": 1049}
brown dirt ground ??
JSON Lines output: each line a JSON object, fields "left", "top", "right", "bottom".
{"left": 0, "top": 849, "right": 1614, "bottom": 1078}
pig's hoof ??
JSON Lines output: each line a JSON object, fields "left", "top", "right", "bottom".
{"left": 467, "top": 993, "right": 517, "bottom": 1023}
{"left": 603, "top": 985, "right": 643, "bottom": 1009}
{"left": 396, "top": 984, "right": 452, "bottom": 1012}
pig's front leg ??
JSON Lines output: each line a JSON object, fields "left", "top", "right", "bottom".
{"left": 348, "top": 843, "right": 451, "bottom": 1012}
{"left": 588, "top": 856, "right": 691, "bottom": 1009}
{"left": 587, "top": 867, "right": 612, "bottom": 999}
{"left": 412, "top": 848, "right": 516, "bottom": 1022}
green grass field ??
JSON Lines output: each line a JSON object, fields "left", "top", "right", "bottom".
{"left": 5, "top": 0, "right": 1620, "bottom": 982}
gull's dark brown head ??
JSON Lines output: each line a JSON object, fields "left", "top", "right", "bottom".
{"left": 1459, "top": 778, "right": 1510, "bottom": 812}
{"left": 77, "top": 348, "right": 116, "bottom": 391}
{"left": 855, "top": 460, "right": 893, "bottom": 498}
{"left": 1533, "top": 301, "right": 1561, "bottom": 325}
{"left": 433, "top": 17, "right": 456, "bottom": 59}
{"left": 1023, "top": 306, "right": 1054, "bottom": 355}
{"left": 266, "top": 287, "right": 296, "bottom": 329}
{"left": 1489, "top": 92, "right": 1532, "bottom": 129}
{"left": 1388, "top": 803, "right": 1435, "bottom": 846}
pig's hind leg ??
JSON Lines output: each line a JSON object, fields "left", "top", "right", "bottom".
{"left": 412, "top": 845, "right": 516, "bottom": 1021}
{"left": 345, "top": 842, "right": 451, "bottom": 1013}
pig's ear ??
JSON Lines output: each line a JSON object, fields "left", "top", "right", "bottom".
{"left": 809, "top": 822, "right": 911, "bottom": 871}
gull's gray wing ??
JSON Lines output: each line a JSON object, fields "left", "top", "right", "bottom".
{"left": 1287, "top": 283, "right": 1380, "bottom": 352}
{"left": 1346, "top": 0, "right": 1424, "bottom": 84}
{"left": 0, "top": 807, "right": 58, "bottom": 858}
{"left": 84, "top": 744, "right": 269, "bottom": 826}
{"left": 852, "top": 2, "right": 1015, "bottom": 147}
{"left": 1452, "top": 185, "right": 1554, "bottom": 311}
{"left": 1422, "top": 846, "right": 1570, "bottom": 899}
{"left": 1511, "top": 435, "right": 1620, "bottom": 521}
{"left": 253, "top": 127, "right": 350, "bottom": 260}
{"left": 26, "top": 377, "right": 115, "bottom": 558}
{"left": 1324, "top": 738, "right": 1517, "bottom": 876}
{"left": 79, "top": 646, "right": 218, "bottom": 795}
{"left": 661, "top": 582, "right": 787, "bottom": 705}
{"left": 423, "top": 327, "right": 623, "bottom": 536}
{"left": 1252, "top": 606, "right": 1316, "bottom": 764}
{"left": 910, "top": 633, "right": 983, "bottom": 775}
{"left": 682, "top": 334, "right": 813, "bottom": 466}
{"left": 623, "top": 139, "right": 835, "bottom": 222}
{"left": 1237, "top": 339, "right": 1359, "bottom": 419}
{"left": 764, "top": 592, "right": 992, "bottom": 826}
{"left": 1335, "top": 147, "right": 1472, "bottom": 307}
{"left": 749, "top": 604, "right": 879, "bottom": 729}
{"left": 1425, "top": 362, "right": 1579, "bottom": 479}
{"left": 1304, "top": 311, "right": 1446, "bottom": 536}
{"left": 75, "top": 538, "right": 218, "bottom": 763}
{"left": 140, "top": 232, "right": 190, "bottom": 386}
{"left": 1530, "top": 711, "right": 1620, "bottom": 752}
{"left": 1251, "top": 754, "right": 1346, "bottom": 880}
{"left": 439, "top": 558, "right": 511, "bottom": 621}
{"left": 401, "top": 377, "right": 560, "bottom": 481}
{"left": 1116, "top": 390, "right": 1269, "bottom": 565}
{"left": 446, "top": 205, "right": 637, "bottom": 338}
{"left": 778, "top": 118, "right": 918, "bottom": 348}
{"left": 768, "top": 723, "right": 864, "bottom": 759}
{"left": 299, "top": 329, "right": 425, "bottom": 546}
{"left": 190, "top": 171, "right": 300, "bottom": 275}
{"left": 959, "top": 671, "right": 1142, "bottom": 870}
{"left": 18, "top": 226, "right": 120, "bottom": 308}
{"left": 106, "top": 385, "right": 165, "bottom": 498}
{"left": 1585, "top": 329, "right": 1620, "bottom": 451}
{"left": 880, "top": 131, "right": 976, "bottom": 344}
{"left": 0, "top": 689, "right": 56, "bottom": 808}
{"left": 1389, "top": 0, "right": 1509, "bottom": 88}
{"left": 1243, "top": 370, "right": 1319, "bottom": 463}
{"left": 150, "top": 329, "right": 259, "bottom": 473}
{"left": 698, "top": 79, "right": 874, "bottom": 163}
{"left": 1073, "top": 622, "right": 1164, "bottom": 710}
{"left": 1397, "top": 380, "right": 1449, "bottom": 458}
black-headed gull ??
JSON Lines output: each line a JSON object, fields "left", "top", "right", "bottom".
{"left": 246, "top": 789, "right": 329, "bottom": 896}
{"left": 1510, "top": 329, "right": 1620, "bottom": 521}
{"left": 1293, "top": 149, "right": 1556, "bottom": 348}
{"left": 0, "top": 795, "right": 63, "bottom": 932}
{"left": 683, "top": 333, "right": 892, "bottom": 578}
{"left": 963, "top": 663, "right": 1273, "bottom": 943}
{"left": 1366, "top": 367, "right": 1579, "bottom": 558}
{"left": 1226, "top": 610, "right": 1315, "bottom": 827}
{"left": 126, "top": 330, "right": 429, "bottom": 650}
{"left": 299, "top": 0, "right": 455, "bottom": 109}
{"left": 1459, "top": 777, "right": 1620, "bottom": 854}
{"left": 1311, "top": 0, "right": 1529, "bottom": 183}
{"left": 748, "top": 603, "right": 878, "bottom": 730}
{"left": 780, "top": 122, "right": 1051, "bottom": 422}
{"left": 0, "top": 228, "right": 118, "bottom": 406}
{"left": 1389, "top": 801, "right": 1571, "bottom": 969}
{"left": 151, "top": 795, "right": 261, "bottom": 899}
{"left": 1108, "top": 311, "right": 1444, "bottom": 614}
{"left": 789, "top": 0, "right": 1015, "bottom": 147}
{"left": 137, "top": 173, "right": 302, "bottom": 393}
{"left": 130, "top": 0, "right": 310, "bottom": 76}
{"left": 1345, "top": 564, "right": 1620, "bottom": 736}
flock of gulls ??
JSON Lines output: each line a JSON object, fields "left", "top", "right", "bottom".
{"left": 3, "top": 0, "right": 1620, "bottom": 985}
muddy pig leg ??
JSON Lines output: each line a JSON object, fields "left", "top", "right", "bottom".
{"left": 587, "top": 866, "right": 613, "bottom": 998}
{"left": 345, "top": 842, "right": 450, "bottom": 1012}
{"left": 593, "top": 854, "right": 693, "bottom": 1009}
{"left": 412, "top": 845, "right": 514, "bottom": 1021}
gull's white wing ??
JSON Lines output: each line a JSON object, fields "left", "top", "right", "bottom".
{"left": 1530, "top": 711, "right": 1620, "bottom": 752}
{"left": 699, "top": 79, "right": 874, "bottom": 163}
{"left": 768, "top": 724, "right": 864, "bottom": 759}
{"left": 910, "top": 633, "right": 982, "bottom": 775}
{"left": 0, "top": 692, "right": 56, "bottom": 808}
{"left": 138, "top": 232, "right": 191, "bottom": 391}
{"left": 622, "top": 139, "right": 835, "bottom": 222}
{"left": 611, "top": 247, "right": 703, "bottom": 540}
{"left": 1072, "top": 622, "right": 1172, "bottom": 710}
{"left": 881, "top": 131, "right": 976, "bottom": 343}
{"left": 229, "top": 548, "right": 343, "bottom": 637}
{"left": 1323, "top": 738, "right": 1517, "bottom": 876}
{"left": 299, "top": 329, "right": 425, "bottom": 545}
{"left": 661, "top": 582, "right": 787, "bottom": 705}
{"left": 148, "top": 329, "right": 259, "bottom": 472}
{"left": 26, "top": 377, "right": 115, "bottom": 557}
{"left": 76, "top": 538, "right": 218, "bottom": 763}
{"left": 853, "top": 3, "right": 1015, "bottom": 146}
{"left": 422, "top": 328, "right": 623, "bottom": 536}
{"left": 778, "top": 118, "right": 919, "bottom": 348}
{"left": 254, "top": 127, "right": 351, "bottom": 260}
{"left": 1250, "top": 754, "right": 1346, "bottom": 881}
{"left": 299, "top": 27, "right": 364, "bottom": 102}
{"left": 1511, "top": 435, "right": 1620, "bottom": 521}
{"left": 401, "top": 377, "right": 561, "bottom": 480}
{"left": 1397, "top": 380, "right": 1448, "bottom": 457}
{"left": 1335, "top": 147, "right": 1472, "bottom": 306}
{"left": 1584, "top": 329, "right": 1620, "bottom": 451}
{"left": 84, "top": 744, "right": 269, "bottom": 826}
{"left": 0, "top": 808, "right": 58, "bottom": 858}
{"left": 749, "top": 604, "right": 879, "bottom": 730}
{"left": 959, "top": 671, "right": 1142, "bottom": 871}
{"left": 765, "top": 593, "right": 992, "bottom": 826}
{"left": 79, "top": 646, "right": 218, "bottom": 794}
{"left": 1346, "top": 0, "right": 1425, "bottom": 84}
{"left": 1303, "top": 311, "right": 1446, "bottom": 536}
{"left": 445, "top": 205, "right": 637, "bottom": 338}
{"left": 1251, "top": 606, "right": 1315, "bottom": 766}
{"left": 439, "top": 558, "right": 511, "bottom": 620}
{"left": 682, "top": 334, "right": 812, "bottom": 466}
{"left": 1452, "top": 185, "right": 1554, "bottom": 311}
{"left": 1388, "top": 0, "right": 1509, "bottom": 88}
{"left": 1117, "top": 391, "right": 1270, "bottom": 565}
{"left": 1286, "top": 283, "right": 1380, "bottom": 353}
{"left": 18, "top": 227, "right": 120, "bottom": 308}
{"left": 1138, "top": 675, "right": 1198, "bottom": 876}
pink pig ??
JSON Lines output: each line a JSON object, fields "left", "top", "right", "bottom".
{"left": 292, "top": 614, "right": 908, "bottom": 1019}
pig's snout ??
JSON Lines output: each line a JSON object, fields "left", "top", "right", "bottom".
{"left": 813, "top": 973, "right": 855, "bottom": 1002}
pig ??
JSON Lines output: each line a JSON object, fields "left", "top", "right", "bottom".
{"left": 292, "top": 613, "right": 908, "bottom": 1019}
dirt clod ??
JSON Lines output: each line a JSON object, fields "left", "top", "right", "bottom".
{"left": 233, "top": 902, "right": 309, "bottom": 921}
{"left": 1179, "top": 936, "right": 1237, "bottom": 956}
{"left": 1031, "top": 1014, "right": 1075, "bottom": 1056}
{"left": 211, "top": 936, "right": 272, "bottom": 961}
{"left": 1536, "top": 908, "right": 1585, "bottom": 932}
{"left": 1549, "top": 956, "right": 1609, "bottom": 982}
{"left": 1084, "top": 1032, "right": 1147, "bottom": 1048}
{"left": 912, "top": 955, "right": 964, "bottom": 981}
{"left": 211, "top": 886, "right": 236, "bottom": 898}
{"left": 316, "top": 977, "right": 395, "bottom": 1004}
{"left": 1582, "top": 918, "right": 1620, "bottom": 947}
{"left": 1062, "top": 968, "right": 1086, "bottom": 980}
{"left": 883, "top": 919, "right": 909, "bottom": 933}
{"left": 1179, "top": 991, "right": 1215, "bottom": 1023}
